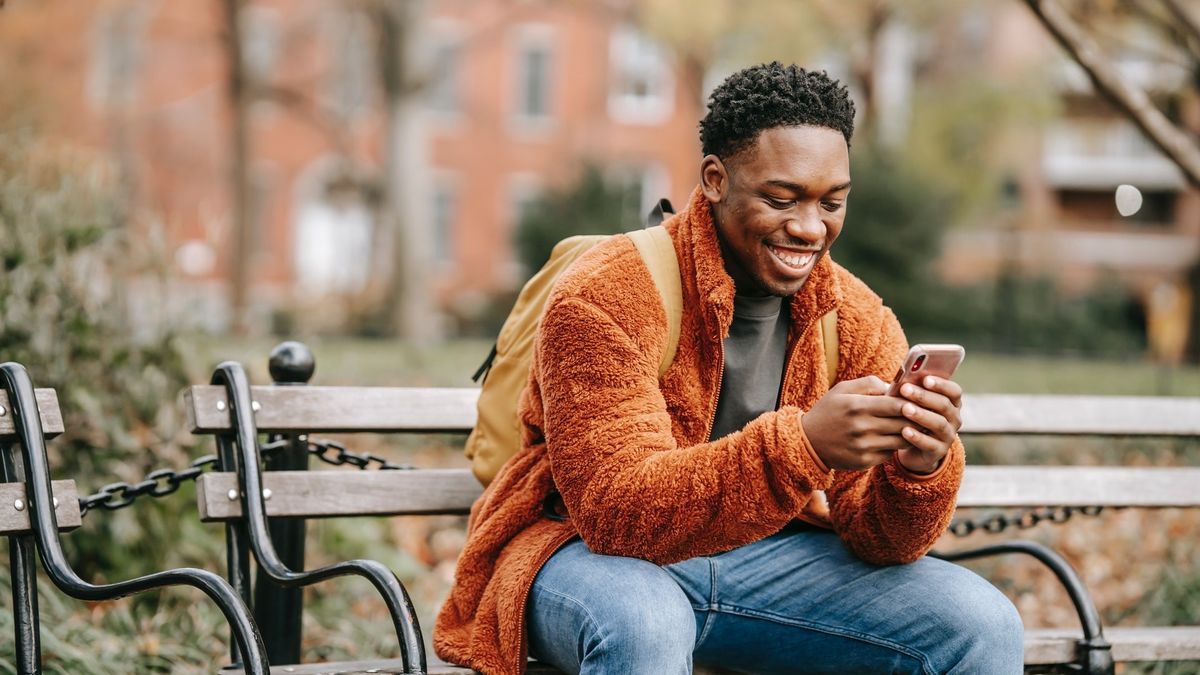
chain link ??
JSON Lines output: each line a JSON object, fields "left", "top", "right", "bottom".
{"left": 78, "top": 437, "right": 414, "bottom": 517}
{"left": 79, "top": 454, "right": 220, "bottom": 516}
{"left": 947, "top": 505, "right": 1108, "bottom": 537}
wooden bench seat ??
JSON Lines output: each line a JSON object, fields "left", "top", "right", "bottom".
{"left": 186, "top": 373, "right": 1200, "bottom": 673}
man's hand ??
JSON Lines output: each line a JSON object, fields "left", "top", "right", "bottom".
{"left": 801, "top": 376, "right": 909, "bottom": 471}
{"left": 893, "top": 376, "right": 963, "bottom": 474}
{"left": 800, "top": 375, "right": 963, "bottom": 474}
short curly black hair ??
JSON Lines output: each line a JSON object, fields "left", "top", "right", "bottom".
{"left": 699, "top": 62, "right": 856, "bottom": 160}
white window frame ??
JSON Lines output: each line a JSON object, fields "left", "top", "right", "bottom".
{"left": 511, "top": 24, "right": 556, "bottom": 134}
{"left": 607, "top": 25, "right": 674, "bottom": 126}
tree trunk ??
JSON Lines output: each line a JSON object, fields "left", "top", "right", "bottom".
{"left": 373, "top": 0, "right": 436, "bottom": 342}
{"left": 222, "top": 0, "right": 254, "bottom": 335}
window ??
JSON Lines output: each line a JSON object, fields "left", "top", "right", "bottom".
{"left": 329, "top": 11, "right": 374, "bottom": 121}
{"left": 608, "top": 26, "right": 674, "bottom": 125}
{"left": 610, "top": 163, "right": 670, "bottom": 221}
{"left": 513, "top": 26, "right": 555, "bottom": 123}
{"left": 427, "top": 37, "right": 464, "bottom": 117}
{"left": 240, "top": 6, "right": 281, "bottom": 84}
{"left": 88, "top": 7, "right": 146, "bottom": 108}
{"left": 432, "top": 178, "right": 458, "bottom": 264}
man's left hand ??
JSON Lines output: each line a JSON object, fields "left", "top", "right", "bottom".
{"left": 893, "top": 376, "right": 963, "bottom": 474}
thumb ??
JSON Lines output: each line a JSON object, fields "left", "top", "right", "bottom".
{"left": 835, "top": 375, "right": 890, "bottom": 396}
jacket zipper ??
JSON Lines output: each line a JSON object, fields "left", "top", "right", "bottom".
{"left": 702, "top": 341, "right": 726, "bottom": 442}
{"left": 513, "top": 529, "right": 577, "bottom": 674}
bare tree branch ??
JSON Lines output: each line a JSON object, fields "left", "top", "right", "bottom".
{"left": 1160, "top": 0, "right": 1200, "bottom": 52}
{"left": 1024, "top": 0, "right": 1200, "bottom": 187}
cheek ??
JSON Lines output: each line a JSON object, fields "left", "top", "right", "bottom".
{"left": 824, "top": 217, "right": 845, "bottom": 245}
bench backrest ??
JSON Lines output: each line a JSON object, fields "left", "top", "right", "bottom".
{"left": 0, "top": 389, "right": 82, "bottom": 534}
{"left": 184, "top": 386, "right": 1200, "bottom": 521}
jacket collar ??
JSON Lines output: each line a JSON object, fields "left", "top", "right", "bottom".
{"left": 672, "top": 186, "right": 843, "bottom": 337}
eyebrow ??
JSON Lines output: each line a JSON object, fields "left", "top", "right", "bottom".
{"left": 764, "top": 179, "right": 853, "bottom": 193}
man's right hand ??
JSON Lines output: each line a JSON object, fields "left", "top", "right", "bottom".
{"left": 800, "top": 376, "right": 909, "bottom": 471}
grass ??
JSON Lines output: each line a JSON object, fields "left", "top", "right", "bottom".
{"left": 184, "top": 335, "right": 1200, "bottom": 396}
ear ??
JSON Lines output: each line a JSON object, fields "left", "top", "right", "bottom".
{"left": 700, "top": 155, "right": 728, "bottom": 204}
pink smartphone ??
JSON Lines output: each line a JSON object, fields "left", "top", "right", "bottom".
{"left": 887, "top": 344, "right": 965, "bottom": 396}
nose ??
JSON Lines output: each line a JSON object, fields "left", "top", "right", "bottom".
{"left": 784, "top": 206, "right": 826, "bottom": 245}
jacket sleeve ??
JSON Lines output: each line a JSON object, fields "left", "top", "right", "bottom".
{"left": 535, "top": 296, "right": 834, "bottom": 565}
{"left": 825, "top": 306, "right": 965, "bottom": 564}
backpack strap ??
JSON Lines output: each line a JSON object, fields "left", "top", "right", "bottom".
{"left": 816, "top": 309, "right": 839, "bottom": 384}
{"left": 627, "top": 226, "right": 682, "bottom": 378}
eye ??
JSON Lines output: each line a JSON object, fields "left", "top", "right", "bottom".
{"left": 821, "top": 201, "right": 844, "bottom": 213}
{"left": 763, "top": 196, "right": 795, "bottom": 210}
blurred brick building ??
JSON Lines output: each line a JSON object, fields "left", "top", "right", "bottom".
{"left": 3, "top": 0, "right": 1196, "bottom": 342}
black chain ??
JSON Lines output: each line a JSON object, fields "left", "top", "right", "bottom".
{"left": 947, "top": 505, "right": 1106, "bottom": 537}
{"left": 78, "top": 454, "right": 220, "bottom": 516}
{"left": 78, "top": 438, "right": 413, "bottom": 517}
{"left": 262, "top": 436, "right": 415, "bottom": 471}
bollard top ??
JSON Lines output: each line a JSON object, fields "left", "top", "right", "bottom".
{"left": 268, "top": 341, "right": 315, "bottom": 384}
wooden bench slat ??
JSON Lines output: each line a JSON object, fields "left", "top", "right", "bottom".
{"left": 185, "top": 386, "right": 481, "bottom": 433}
{"left": 1025, "top": 626, "right": 1200, "bottom": 664}
{"left": 959, "top": 466, "right": 1200, "bottom": 508}
{"left": 0, "top": 480, "right": 82, "bottom": 534}
{"left": 0, "top": 389, "right": 65, "bottom": 440}
{"left": 196, "top": 466, "right": 1200, "bottom": 521}
{"left": 185, "top": 387, "right": 1200, "bottom": 437}
{"left": 196, "top": 470, "right": 484, "bottom": 521}
{"left": 961, "top": 394, "right": 1200, "bottom": 435}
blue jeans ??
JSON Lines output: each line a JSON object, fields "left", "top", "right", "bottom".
{"left": 527, "top": 526, "right": 1024, "bottom": 675}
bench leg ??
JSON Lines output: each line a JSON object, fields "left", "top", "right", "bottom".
{"left": 3, "top": 438, "right": 41, "bottom": 674}
{"left": 7, "top": 534, "right": 41, "bottom": 674}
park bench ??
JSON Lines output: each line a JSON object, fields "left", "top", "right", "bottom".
{"left": 0, "top": 362, "right": 271, "bottom": 674}
{"left": 180, "top": 342, "right": 1200, "bottom": 675}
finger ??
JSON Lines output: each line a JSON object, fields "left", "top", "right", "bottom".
{"left": 858, "top": 434, "right": 909, "bottom": 453}
{"left": 897, "top": 383, "right": 956, "bottom": 424}
{"left": 849, "top": 393, "right": 908, "bottom": 419}
{"left": 901, "top": 425, "right": 947, "bottom": 454}
{"left": 899, "top": 402, "right": 955, "bottom": 443}
{"left": 922, "top": 376, "right": 963, "bottom": 408}
{"left": 836, "top": 375, "right": 890, "bottom": 396}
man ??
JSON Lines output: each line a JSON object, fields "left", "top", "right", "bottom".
{"left": 436, "top": 63, "right": 1023, "bottom": 675}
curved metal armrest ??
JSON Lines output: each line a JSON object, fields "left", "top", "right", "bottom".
{"left": 933, "top": 539, "right": 1114, "bottom": 675}
{"left": 0, "top": 362, "right": 269, "bottom": 675}
{"left": 212, "top": 362, "right": 426, "bottom": 674}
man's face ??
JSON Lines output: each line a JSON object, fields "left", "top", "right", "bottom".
{"left": 701, "top": 125, "right": 851, "bottom": 297}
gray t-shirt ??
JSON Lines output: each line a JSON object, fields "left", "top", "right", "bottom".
{"left": 708, "top": 293, "right": 791, "bottom": 441}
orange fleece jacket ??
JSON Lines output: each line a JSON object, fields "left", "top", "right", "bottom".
{"left": 434, "top": 187, "right": 965, "bottom": 675}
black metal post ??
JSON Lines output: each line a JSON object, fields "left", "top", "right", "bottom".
{"left": 253, "top": 341, "right": 314, "bottom": 665}
{"left": 2, "top": 442, "right": 40, "bottom": 675}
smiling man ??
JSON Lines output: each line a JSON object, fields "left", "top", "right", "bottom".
{"left": 436, "top": 63, "right": 1024, "bottom": 675}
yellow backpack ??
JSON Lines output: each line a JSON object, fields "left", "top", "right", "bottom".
{"left": 465, "top": 202, "right": 839, "bottom": 487}
{"left": 466, "top": 215, "right": 683, "bottom": 486}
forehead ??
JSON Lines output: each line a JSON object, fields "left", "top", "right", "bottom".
{"left": 731, "top": 125, "right": 850, "bottom": 186}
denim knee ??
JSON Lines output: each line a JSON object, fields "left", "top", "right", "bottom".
{"left": 925, "top": 569, "right": 1025, "bottom": 675}
{"left": 583, "top": 574, "right": 696, "bottom": 667}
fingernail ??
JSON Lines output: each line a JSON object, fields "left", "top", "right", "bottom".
{"left": 903, "top": 403, "right": 916, "bottom": 416}
{"left": 901, "top": 384, "right": 913, "bottom": 396}
{"left": 924, "top": 376, "right": 936, "bottom": 388}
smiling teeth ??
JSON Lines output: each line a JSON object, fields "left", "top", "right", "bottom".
{"left": 771, "top": 247, "right": 814, "bottom": 268}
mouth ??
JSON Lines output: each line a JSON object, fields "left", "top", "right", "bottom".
{"left": 768, "top": 244, "right": 821, "bottom": 271}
